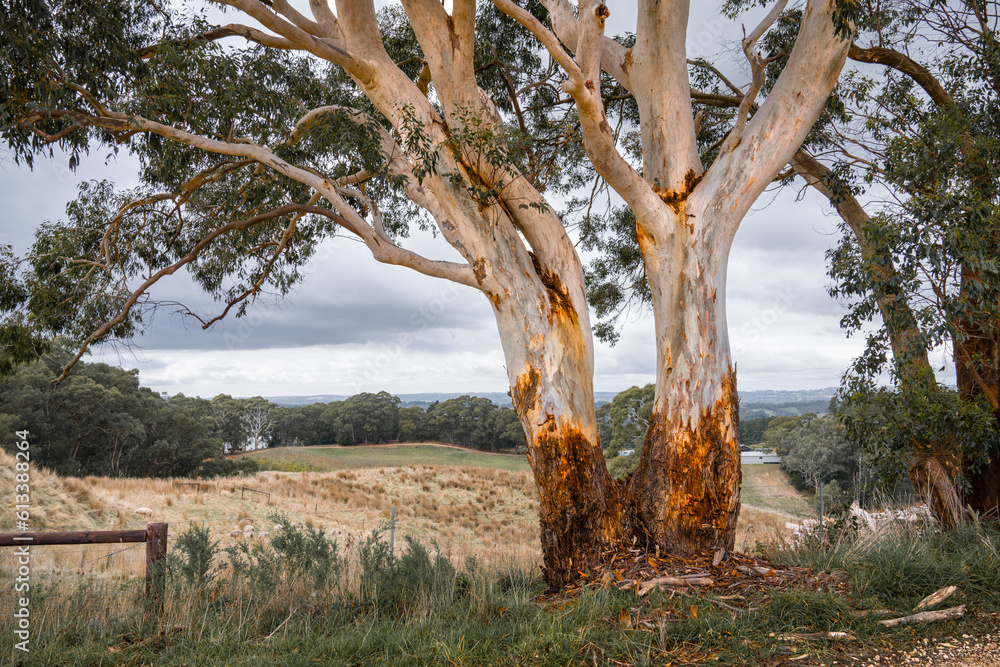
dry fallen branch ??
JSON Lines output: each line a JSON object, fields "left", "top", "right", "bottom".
{"left": 778, "top": 631, "right": 856, "bottom": 641}
{"left": 879, "top": 604, "right": 967, "bottom": 628}
{"left": 914, "top": 585, "right": 958, "bottom": 612}
{"left": 633, "top": 575, "right": 714, "bottom": 597}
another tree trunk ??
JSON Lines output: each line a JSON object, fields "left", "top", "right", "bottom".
{"left": 909, "top": 455, "right": 963, "bottom": 528}
{"left": 626, "top": 220, "right": 741, "bottom": 553}
{"left": 793, "top": 149, "right": 973, "bottom": 526}
{"left": 955, "top": 268, "right": 1000, "bottom": 519}
{"left": 493, "top": 257, "right": 630, "bottom": 590}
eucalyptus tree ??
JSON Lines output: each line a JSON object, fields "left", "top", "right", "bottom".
{"left": 780, "top": 0, "right": 1000, "bottom": 520}
{"left": 1, "top": 0, "right": 853, "bottom": 587}
{"left": 605, "top": 0, "right": 1000, "bottom": 523}
{"left": 495, "top": 0, "right": 854, "bottom": 550}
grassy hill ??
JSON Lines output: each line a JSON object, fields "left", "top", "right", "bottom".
{"left": 239, "top": 442, "right": 530, "bottom": 473}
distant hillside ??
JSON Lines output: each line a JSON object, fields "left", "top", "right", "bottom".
{"left": 737, "top": 388, "right": 838, "bottom": 405}
{"left": 264, "top": 387, "right": 839, "bottom": 410}
{"left": 265, "top": 391, "right": 623, "bottom": 408}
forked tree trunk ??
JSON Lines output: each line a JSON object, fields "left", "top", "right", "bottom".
{"left": 627, "top": 215, "right": 742, "bottom": 553}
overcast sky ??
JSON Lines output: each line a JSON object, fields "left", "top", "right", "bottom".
{"left": 2, "top": 1, "right": 936, "bottom": 401}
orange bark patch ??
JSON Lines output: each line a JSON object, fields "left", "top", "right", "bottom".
{"left": 655, "top": 169, "right": 703, "bottom": 213}
{"left": 529, "top": 253, "right": 579, "bottom": 326}
{"left": 472, "top": 258, "right": 487, "bottom": 285}
{"left": 511, "top": 365, "right": 540, "bottom": 422}
{"left": 529, "top": 418, "right": 628, "bottom": 591}
{"left": 627, "top": 367, "right": 742, "bottom": 554}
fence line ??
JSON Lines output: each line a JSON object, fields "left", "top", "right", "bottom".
{"left": 0, "top": 523, "right": 168, "bottom": 600}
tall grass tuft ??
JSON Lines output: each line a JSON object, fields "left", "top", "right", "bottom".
{"left": 769, "top": 517, "right": 1000, "bottom": 611}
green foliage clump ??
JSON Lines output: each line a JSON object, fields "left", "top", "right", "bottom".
{"left": 358, "top": 524, "right": 458, "bottom": 616}
{"left": 762, "top": 413, "right": 855, "bottom": 499}
{"left": 225, "top": 512, "right": 342, "bottom": 598}
{"left": 169, "top": 524, "right": 220, "bottom": 591}
{"left": 602, "top": 384, "right": 654, "bottom": 479}
{"left": 839, "top": 382, "right": 1000, "bottom": 494}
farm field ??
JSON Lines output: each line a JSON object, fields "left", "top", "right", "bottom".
{"left": 239, "top": 442, "right": 532, "bottom": 472}
{"left": 4, "top": 447, "right": 998, "bottom": 667}
{"left": 0, "top": 445, "right": 804, "bottom": 585}
{"left": 740, "top": 463, "right": 816, "bottom": 518}
{"left": 242, "top": 444, "right": 813, "bottom": 521}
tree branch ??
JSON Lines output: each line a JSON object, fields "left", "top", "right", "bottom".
{"left": 139, "top": 24, "right": 298, "bottom": 58}
{"left": 848, "top": 43, "right": 953, "bottom": 107}
{"left": 720, "top": 0, "right": 788, "bottom": 154}
{"left": 692, "top": 0, "right": 852, "bottom": 234}
{"left": 539, "top": 0, "right": 634, "bottom": 91}
{"left": 492, "top": 0, "right": 581, "bottom": 81}
{"left": 211, "top": 0, "right": 376, "bottom": 84}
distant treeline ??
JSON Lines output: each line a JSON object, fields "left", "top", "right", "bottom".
{"left": 268, "top": 391, "right": 525, "bottom": 452}
{"left": 0, "top": 344, "right": 526, "bottom": 479}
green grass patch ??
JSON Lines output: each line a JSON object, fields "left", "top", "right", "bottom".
{"left": 240, "top": 444, "right": 531, "bottom": 472}
{"left": 252, "top": 457, "right": 325, "bottom": 473}
{"left": 771, "top": 521, "right": 1000, "bottom": 612}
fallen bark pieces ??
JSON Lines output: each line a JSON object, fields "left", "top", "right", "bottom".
{"left": 914, "top": 585, "right": 958, "bottom": 612}
{"left": 879, "top": 605, "right": 967, "bottom": 628}
{"left": 735, "top": 564, "right": 779, "bottom": 577}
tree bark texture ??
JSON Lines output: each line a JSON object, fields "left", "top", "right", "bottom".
{"left": 626, "top": 218, "right": 741, "bottom": 552}
{"left": 909, "top": 455, "right": 963, "bottom": 528}
{"left": 955, "top": 269, "right": 1000, "bottom": 518}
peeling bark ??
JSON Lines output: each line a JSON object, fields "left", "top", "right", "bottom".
{"left": 501, "top": 294, "right": 627, "bottom": 588}
{"left": 629, "top": 368, "right": 742, "bottom": 553}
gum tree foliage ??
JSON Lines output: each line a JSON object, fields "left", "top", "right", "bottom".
{"left": 763, "top": 413, "right": 855, "bottom": 494}
{"left": 211, "top": 394, "right": 278, "bottom": 452}
{"left": 323, "top": 391, "right": 401, "bottom": 445}
{"left": 0, "top": 0, "right": 855, "bottom": 588}
{"left": 601, "top": 383, "right": 654, "bottom": 479}
{"left": 814, "top": 0, "right": 1000, "bottom": 520}
{"left": 421, "top": 395, "right": 525, "bottom": 451}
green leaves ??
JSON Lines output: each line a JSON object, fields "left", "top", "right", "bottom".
{"left": 840, "top": 382, "right": 1000, "bottom": 492}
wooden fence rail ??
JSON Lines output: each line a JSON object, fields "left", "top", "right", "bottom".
{"left": 0, "top": 523, "right": 168, "bottom": 598}
{"left": 241, "top": 486, "right": 271, "bottom": 501}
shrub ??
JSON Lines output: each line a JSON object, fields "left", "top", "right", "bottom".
{"left": 169, "top": 524, "right": 220, "bottom": 591}
{"left": 357, "top": 525, "right": 457, "bottom": 615}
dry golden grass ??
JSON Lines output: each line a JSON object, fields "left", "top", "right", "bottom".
{"left": 0, "top": 448, "right": 795, "bottom": 585}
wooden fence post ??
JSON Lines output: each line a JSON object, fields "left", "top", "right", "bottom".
{"left": 145, "top": 523, "right": 168, "bottom": 601}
